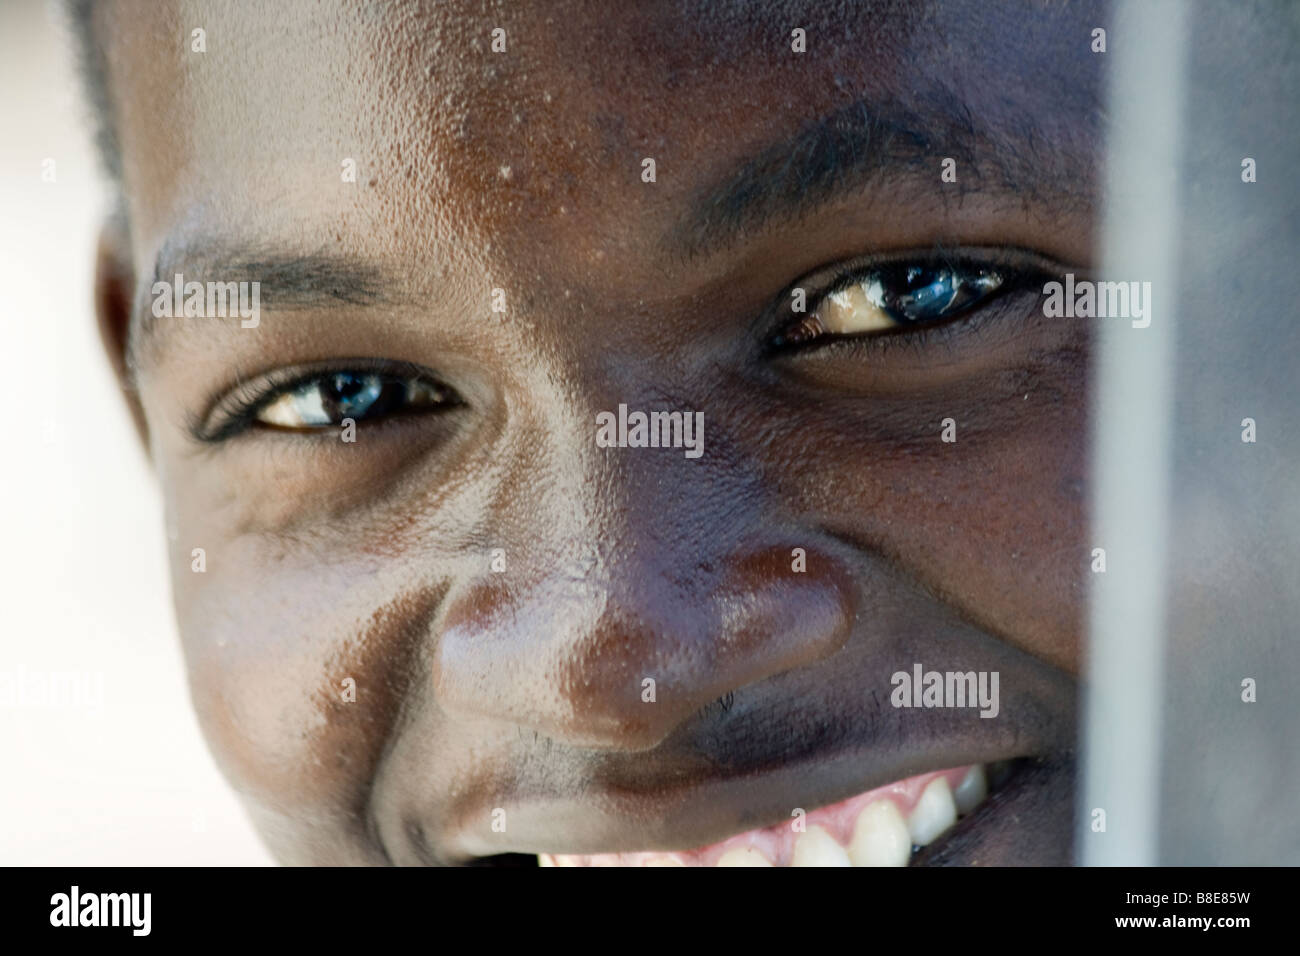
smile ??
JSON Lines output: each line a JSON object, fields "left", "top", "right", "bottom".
{"left": 538, "top": 763, "right": 1009, "bottom": 867}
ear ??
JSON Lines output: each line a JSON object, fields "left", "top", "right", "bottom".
{"left": 94, "top": 215, "right": 149, "bottom": 451}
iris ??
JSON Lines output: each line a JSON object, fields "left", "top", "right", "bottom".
{"left": 864, "top": 265, "right": 1002, "bottom": 326}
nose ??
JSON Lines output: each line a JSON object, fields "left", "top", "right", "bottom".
{"left": 432, "top": 538, "right": 857, "bottom": 751}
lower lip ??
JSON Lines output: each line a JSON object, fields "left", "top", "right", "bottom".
{"left": 539, "top": 764, "right": 982, "bottom": 867}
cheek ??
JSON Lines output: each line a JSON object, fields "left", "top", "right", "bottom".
{"left": 170, "top": 525, "right": 437, "bottom": 819}
{"left": 902, "top": 402, "right": 1089, "bottom": 674}
{"left": 768, "top": 349, "right": 1089, "bottom": 675}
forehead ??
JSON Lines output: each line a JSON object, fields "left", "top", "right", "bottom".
{"left": 99, "top": 0, "right": 1103, "bottom": 303}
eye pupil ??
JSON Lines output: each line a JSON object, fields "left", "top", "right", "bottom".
{"left": 896, "top": 268, "right": 958, "bottom": 319}
{"left": 323, "top": 372, "right": 386, "bottom": 418}
{"left": 871, "top": 264, "right": 1002, "bottom": 326}
{"left": 330, "top": 372, "right": 368, "bottom": 399}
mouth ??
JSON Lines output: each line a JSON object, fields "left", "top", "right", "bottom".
{"left": 538, "top": 760, "right": 1021, "bottom": 867}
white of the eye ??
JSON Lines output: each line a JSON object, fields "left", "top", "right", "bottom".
{"left": 862, "top": 276, "right": 887, "bottom": 308}
{"left": 258, "top": 385, "right": 328, "bottom": 427}
{"left": 408, "top": 380, "right": 444, "bottom": 405}
{"left": 813, "top": 281, "right": 895, "bottom": 335}
{"left": 827, "top": 288, "right": 855, "bottom": 310}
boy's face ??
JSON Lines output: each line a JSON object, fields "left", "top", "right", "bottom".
{"left": 98, "top": 0, "right": 1099, "bottom": 864}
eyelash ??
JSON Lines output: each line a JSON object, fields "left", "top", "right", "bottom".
{"left": 191, "top": 359, "right": 458, "bottom": 443}
{"left": 765, "top": 246, "right": 1059, "bottom": 358}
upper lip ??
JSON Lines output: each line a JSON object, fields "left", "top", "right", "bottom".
{"left": 428, "top": 602, "right": 1077, "bottom": 864}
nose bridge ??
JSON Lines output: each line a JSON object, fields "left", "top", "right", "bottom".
{"left": 480, "top": 356, "right": 726, "bottom": 576}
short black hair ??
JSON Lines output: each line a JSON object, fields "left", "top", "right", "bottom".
{"left": 64, "top": 0, "right": 123, "bottom": 189}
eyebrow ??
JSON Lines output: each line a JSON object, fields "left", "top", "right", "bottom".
{"left": 128, "top": 241, "right": 394, "bottom": 373}
{"left": 670, "top": 90, "right": 1099, "bottom": 262}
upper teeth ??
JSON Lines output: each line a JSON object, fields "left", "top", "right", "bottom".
{"left": 847, "top": 798, "right": 911, "bottom": 866}
{"left": 953, "top": 764, "right": 988, "bottom": 815}
{"left": 791, "top": 825, "right": 853, "bottom": 867}
{"left": 716, "top": 847, "right": 775, "bottom": 867}
{"left": 907, "top": 777, "right": 958, "bottom": 847}
{"left": 539, "top": 763, "right": 993, "bottom": 867}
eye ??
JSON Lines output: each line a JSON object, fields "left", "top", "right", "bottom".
{"left": 195, "top": 362, "right": 460, "bottom": 442}
{"left": 772, "top": 259, "right": 1010, "bottom": 349}
{"left": 256, "top": 371, "right": 451, "bottom": 429}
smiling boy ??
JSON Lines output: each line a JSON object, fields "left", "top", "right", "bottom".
{"left": 72, "top": 0, "right": 1102, "bottom": 865}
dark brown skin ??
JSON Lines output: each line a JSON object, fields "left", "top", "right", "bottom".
{"left": 93, "top": 0, "right": 1102, "bottom": 864}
